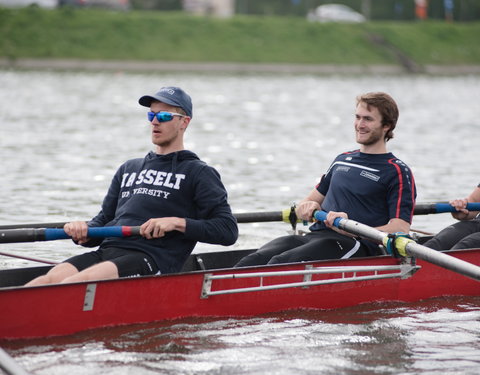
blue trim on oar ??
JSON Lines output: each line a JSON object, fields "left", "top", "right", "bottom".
{"left": 313, "top": 210, "right": 343, "bottom": 227}
{"left": 434, "top": 203, "right": 480, "bottom": 213}
{"left": 43, "top": 229, "right": 69, "bottom": 241}
{"left": 43, "top": 226, "right": 137, "bottom": 241}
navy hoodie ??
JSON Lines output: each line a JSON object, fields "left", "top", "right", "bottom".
{"left": 85, "top": 150, "right": 238, "bottom": 274}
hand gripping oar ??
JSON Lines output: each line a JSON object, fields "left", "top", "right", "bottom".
{"left": 313, "top": 210, "right": 480, "bottom": 281}
{"left": 0, "top": 226, "right": 141, "bottom": 244}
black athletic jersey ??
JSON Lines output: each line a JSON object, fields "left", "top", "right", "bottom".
{"left": 311, "top": 150, "right": 416, "bottom": 230}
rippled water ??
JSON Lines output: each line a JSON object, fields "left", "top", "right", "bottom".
{"left": 0, "top": 69, "right": 479, "bottom": 374}
{"left": 3, "top": 297, "right": 480, "bottom": 375}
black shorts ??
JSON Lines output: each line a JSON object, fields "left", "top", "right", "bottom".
{"left": 235, "top": 229, "right": 373, "bottom": 267}
{"left": 65, "top": 247, "right": 160, "bottom": 278}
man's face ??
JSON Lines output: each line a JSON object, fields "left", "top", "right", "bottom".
{"left": 149, "top": 101, "right": 186, "bottom": 148}
{"left": 354, "top": 102, "right": 389, "bottom": 146}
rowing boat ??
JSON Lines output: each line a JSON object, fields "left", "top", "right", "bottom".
{"left": 1, "top": 244, "right": 479, "bottom": 340}
{"left": 2, "top": 204, "right": 480, "bottom": 340}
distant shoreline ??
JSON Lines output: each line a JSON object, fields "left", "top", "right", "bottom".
{"left": 2, "top": 58, "right": 480, "bottom": 75}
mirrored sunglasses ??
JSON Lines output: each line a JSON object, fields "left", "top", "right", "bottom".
{"left": 147, "top": 111, "right": 185, "bottom": 123}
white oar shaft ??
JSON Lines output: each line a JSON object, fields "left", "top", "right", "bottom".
{"left": 314, "top": 211, "right": 480, "bottom": 281}
{"left": 405, "top": 242, "right": 480, "bottom": 281}
{"left": 0, "top": 348, "right": 32, "bottom": 375}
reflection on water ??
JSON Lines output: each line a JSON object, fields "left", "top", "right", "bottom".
{"left": 3, "top": 297, "right": 480, "bottom": 375}
{"left": 1, "top": 70, "right": 480, "bottom": 374}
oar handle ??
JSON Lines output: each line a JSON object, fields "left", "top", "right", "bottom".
{"left": 414, "top": 202, "right": 480, "bottom": 215}
{"left": 0, "top": 226, "right": 141, "bottom": 244}
{"left": 44, "top": 226, "right": 141, "bottom": 241}
{"left": 434, "top": 202, "right": 480, "bottom": 213}
{"left": 313, "top": 210, "right": 344, "bottom": 228}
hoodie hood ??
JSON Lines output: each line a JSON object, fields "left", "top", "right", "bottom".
{"left": 134, "top": 150, "right": 201, "bottom": 177}
{"left": 145, "top": 150, "right": 200, "bottom": 162}
{"left": 145, "top": 150, "right": 200, "bottom": 174}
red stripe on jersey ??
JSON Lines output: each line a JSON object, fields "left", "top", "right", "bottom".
{"left": 409, "top": 171, "right": 416, "bottom": 221}
{"left": 388, "top": 159, "right": 403, "bottom": 218}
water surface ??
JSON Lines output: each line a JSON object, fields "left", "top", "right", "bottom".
{"left": 0, "top": 69, "right": 479, "bottom": 374}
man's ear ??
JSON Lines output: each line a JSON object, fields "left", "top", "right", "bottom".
{"left": 181, "top": 117, "right": 191, "bottom": 131}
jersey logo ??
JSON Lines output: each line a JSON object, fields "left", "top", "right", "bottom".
{"left": 360, "top": 170, "right": 380, "bottom": 182}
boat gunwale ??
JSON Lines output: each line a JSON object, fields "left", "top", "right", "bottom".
{"left": 0, "top": 247, "right": 478, "bottom": 292}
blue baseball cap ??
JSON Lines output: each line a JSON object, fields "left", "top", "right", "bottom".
{"left": 139, "top": 86, "right": 193, "bottom": 118}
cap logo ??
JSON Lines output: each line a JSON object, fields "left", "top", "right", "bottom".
{"left": 159, "top": 88, "right": 175, "bottom": 96}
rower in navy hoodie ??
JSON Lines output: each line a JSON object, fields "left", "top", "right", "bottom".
{"left": 27, "top": 87, "right": 238, "bottom": 286}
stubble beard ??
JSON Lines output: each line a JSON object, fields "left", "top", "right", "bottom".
{"left": 152, "top": 129, "right": 181, "bottom": 149}
{"left": 356, "top": 128, "right": 384, "bottom": 146}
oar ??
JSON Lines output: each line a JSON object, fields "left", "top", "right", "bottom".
{"left": 0, "top": 347, "right": 32, "bottom": 375}
{"left": 0, "top": 222, "right": 67, "bottom": 230}
{"left": 1, "top": 203, "right": 479, "bottom": 231}
{"left": 0, "top": 207, "right": 300, "bottom": 230}
{"left": 235, "top": 203, "right": 480, "bottom": 220}
{"left": 414, "top": 202, "right": 480, "bottom": 215}
{"left": 0, "top": 226, "right": 141, "bottom": 244}
{"left": 0, "top": 251, "right": 58, "bottom": 265}
{"left": 313, "top": 210, "right": 480, "bottom": 281}
{"left": 235, "top": 208, "right": 298, "bottom": 224}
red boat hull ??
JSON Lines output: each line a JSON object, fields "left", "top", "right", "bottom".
{"left": 1, "top": 249, "right": 479, "bottom": 340}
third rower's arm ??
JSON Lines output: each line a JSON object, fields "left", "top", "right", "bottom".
{"left": 451, "top": 186, "right": 480, "bottom": 221}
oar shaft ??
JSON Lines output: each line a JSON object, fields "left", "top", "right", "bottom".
{"left": 313, "top": 211, "right": 386, "bottom": 243}
{"left": 0, "top": 347, "right": 32, "bottom": 375}
{"left": 0, "top": 226, "right": 141, "bottom": 244}
{"left": 1, "top": 202, "right": 479, "bottom": 231}
{"left": 0, "top": 222, "right": 67, "bottom": 230}
{"left": 0, "top": 251, "right": 58, "bottom": 265}
{"left": 313, "top": 210, "right": 480, "bottom": 281}
{"left": 235, "top": 211, "right": 283, "bottom": 223}
{"left": 0, "top": 211, "right": 293, "bottom": 229}
{"left": 414, "top": 202, "right": 480, "bottom": 215}
{"left": 0, "top": 229, "right": 44, "bottom": 243}
{"left": 405, "top": 242, "right": 480, "bottom": 281}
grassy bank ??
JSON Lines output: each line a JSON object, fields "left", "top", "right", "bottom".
{"left": 1, "top": 6, "right": 480, "bottom": 67}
